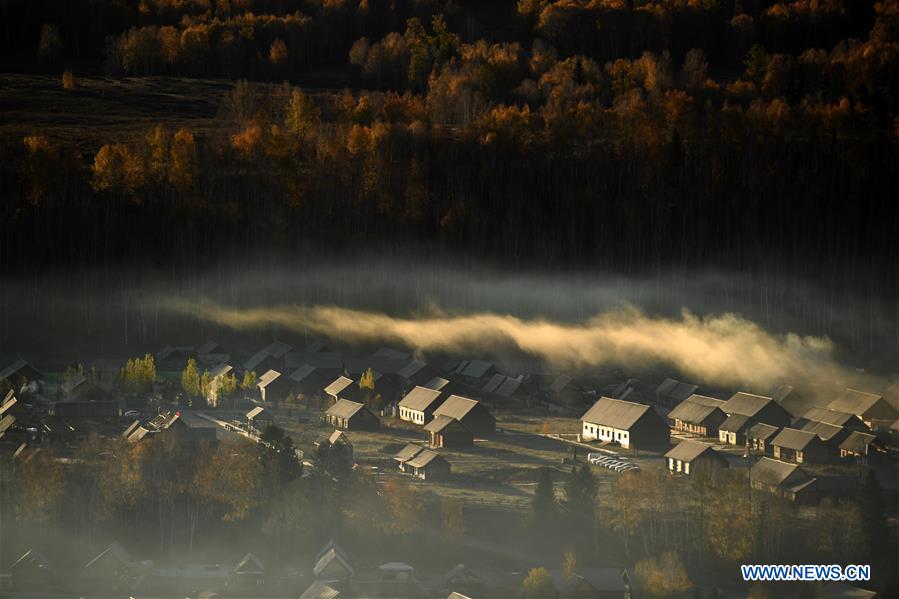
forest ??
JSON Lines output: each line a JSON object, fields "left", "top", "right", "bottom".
{"left": 0, "top": 0, "right": 897, "bottom": 272}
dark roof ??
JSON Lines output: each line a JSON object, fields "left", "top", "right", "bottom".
{"left": 235, "top": 552, "right": 264, "bottom": 574}
{"left": 751, "top": 457, "right": 810, "bottom": 487}
{"left": 495, "top": 376, "right": 523, "bottom": 398}
{"left": 657, "top": 378, "right": 699, "bottom": 402}
{"left": 313, "top": 548, "right": 354, "bottom": 578}
{"left": 827, "top": 389, "right": 886, "bottom": 416}
{"left": 771, "top": 384, "right": 797, "bottom": 403}
{"left": 549, "top": 374, "right": 573, "bottom": 393}
{"left": 0, "top": 359, "right": 41, "bottom": 381}
{"left": 394, "top": 444, "right": 425, "bottom": 462}
{"left": 723, "top": 392, "right": 774, "bottom": 417}
{"left": 422, "top": 376, "right": 450, "bottom": 391}
{"left": 263, "top": 341, "right": 293, "bottom": 358}
{"left": 668, "top": 396, "right": 724, "bottom": 424}
{"left": 581, "top": 397, "right": 653, "bottom": 430}
{"left": 398, "top": 386, "right": 444, "bottom": 412}
{"left": 397, "top": 359, "right": 428, "bottom": 380}
{"left": 771, "top": 427, "right": 818, "bottom": 451}
{"left": 433, "top": 395, "right": 481, "bottom": 421}
{"left": 800, "top": 420, "right": 844, "bottom": 442}
{"left": 719, "top": 413, "right": 751, "bottom": 433}
{"left": 458, "top": 360, "right": 494, "bottom": 378}
{"left": 243, "top": 350, "right": 271, "bottom": 372}
{"left": 748, "top": 422, "right": 780, "bottom": 441}
{"left": 284, "top": 352, "right": 343, "bottom": 370}
{"left": 325, "top": 399, "right": 366, "bottom": 420}
{"left": 838, "top": 431, "right": 878, "bottom": 454}
{"left": 209, "top": 363, "right": 233, "bottom": 379}
{"left": 801, "top": 407, "right": 858, "bottom": 427}
{"left": 482, "top": 373, "right": 506, "bottom": 393}
{"left": 665, "top": 440, "right": 719, "bottom": 462}
{"left": 289, "top": 364, "right": 317, "bottom": 383}
{"left": 197, "top": 340, "right": 220, "bottom": 355}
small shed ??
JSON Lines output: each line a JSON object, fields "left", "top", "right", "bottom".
{"left": 424, "top": 415, "right": 473, "bottom": 448}
{"left": 405, "top": 449, "right": 451, "bottom": 480}
{"left": 323, "top": 399, "right": 379, "bottom": 430}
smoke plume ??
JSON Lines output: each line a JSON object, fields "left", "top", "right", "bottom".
{"left": 159, "top": 299, "right": 859, "bottom": 388}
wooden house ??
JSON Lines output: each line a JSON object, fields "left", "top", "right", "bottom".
{"left": 665, "top": 440, "right": 728, "bottom": 476}
{"left": 452, "top": 360, "right": 498, "bottom": 386}
{"left": 770, "top": 428, "right": 830, "bottom": 464}
{"left": 750, "top": 457, "right": 817, "bottom": 503}
{"left": 246, "top": 406, "right": 274, "bottom": 435}
{"left": 656, "top": 378, "right": 699, "bottom": 408}
{"left": 424, "top": 415, "right": 474, "bottom": 447}
{"left": 722, "top": 392, "right": 792, "bottom": 427}
{"left": 257, "top": 369, "right": 293, "bottom": 404}
{"left": 394, "top": 443, "right": 426, "bottom": 472}
{"left": 324, "top": 399, "right": 379, "bottom": 430}
{"left": 839, "top": 431, "right": 888, "bottom": 464}
{"left": 313, "top": 547, "right": 354, "bottom": 583}
{"left": 827, "top": 389, "right": 898, "bottom": 429}
{"left": 747, "top": 422, "right": 780, "bottom": 456}
{"left": 581, "top": 397, "right": 670, "bottom": 450}
{"left": 398, "top": 386, "right": 448, "bottom": 425}
{"left": 233, "top": 552, "right": 265, "bottom": 589}
{"left": 667, "top": 394, "right": 726, "bottom": 437}
{"left": 405, "top": 448, "right": 451, "bottom": 480}
{"left": 324, "top": 376, "right": 360, "bottom": 405}
{"left": 432, "top": 395, "right": 496, "bottom": 437}
{"left": 316, "top": 430, "right": 354, "bottom": 467}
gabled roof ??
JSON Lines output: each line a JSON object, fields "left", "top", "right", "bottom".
{"left": 394, "top": 443, "right": 425, "bottom": 463}
{"left": 197, "top": 340, "right": 220, "bottom": 355}
{"left": 771, "top": 384, "right": 797, "bottom": 403}
{"left": 122, "top": 419, "right": 141, "bottom": 438}
{"left": 209, "top": 363, "right": 233, "bottom": 379}
{"left": 459, "top": 360, "right": 494, "bottom": 378}
{"left": 723, "top": 392, "right": 775, "bottom": 417}
{"left": 235, "top": 552, "right": 264, "bottom": 573}
{"left": 827, "top": 389, "right": 887, "bottom": 416}
{"left": 665, "top": 440, "right": 719, "bottom": 463}
{"left": 800, "top": 420, "right": 844, "bottom": 442}
{"left": 433, "top": 395, "right": 481, "bottom": 421}
{"left": 246, "top": 406, "right": 268, "bottom": 420}
{"left": 719, "top": 413, "right": 751, "bottom": 433}
{"left": 681, "top": 393, "right": 726, "bottom": 408}
{"left": 423, "top": 414, "right": 466, "bottom": 434}
{"left": 257, "top": 369, "right": 282, "bottom": 388}
{"left": 549, "top": 374, "right": 573, "bottom": 394}
{"left": 289, "top": 364, "right": 317, "bottom": 383}
{"left": 422, "top": 376, "right": 450, "bottom": 391}
{"left": 1, "top": 414, "right": 17, "bottom": 435}
{"left": 325, "top": 399, "right": 366, "bottom": 420}
{"left": 751, "top": 457, "right": 810, "bottom": 488}
{"left": 581, "top": 397, "right": 653, "bottom": 430}
{"left": 300, "top": 580, "right": 341, "bottom": 599}
{"left": 748, "top": 422, "right": 780, "bottom": 441}
{"left": 399, "top": 386, "right": 443, "bottom": 412}
{"left": 263, "top": 341, "right": 293, "bottom": 358}
{"left": 668, "top": 396, "right": 724, "bottom": 424}
{"left": 495, "top": 376, "right": 523, "bottom": 398}
{"left": 324, "top": 376, "right": 356, "bottom": 398}
{"left": 328, "top": 430, "right": 349, "bottom": 445}
{"left": 313, "top": 548, "right": 355, "bottom": 578}
{"left": 838, "top": 431, "right": 879, "bottom": 454}
{"left": 84, "top": 542, "right": 131, "bottom": 569}
{"left": 0, "top": 359, "right": 42, "bottom": 381}
{"left": 482, "top": 373, "right": 506, "bottom": 394}
{"left": 243, "top": 350, "right": 271, "bottom": 372}
{"left": 771, "top": 428, "right": 818, "bottom": 451}
{"left": 657, "top": 378, "right": 699, "bottom": 402}
{"left": 406, "top": 448, "right": 445, "bottom": 469}
{"left": 155, "top": 346, "right": 193, "bottom": 362}
{"left": 397, "top": 359, "right": 428, "bottom": 380}
{"left": 801, "top": 407, "right": 858, "bottom": 427}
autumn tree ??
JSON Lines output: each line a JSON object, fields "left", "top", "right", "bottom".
{"left": 121, "top": 354, "right": 156, "bottom": 396}
{"left": 181, "top": 358, "right": 201, "bottom": 399}
{"left": 382, "top": 477, "right": 423, "bottom": 533}
{"left": 241, "top": 370, "right": 258, "bottom": 392}
{"left": 285, "top": 89, "right": 320, "bottom": 137}
{"left": 269, "top": 38, "right": 288, "bottom": 66}
{"left": 62, "top": 69, "right": 76, "bottom": 91}
{"left": 169, "top": 128, "right": 196, "bottom": 191}
{"left": 522, "top": 566, "right": 556, "bottom": 598}
{"left": 635, "top": 551, "right": 692, "bottom": 598}
{"left": 17, "top": 449, "right": 66, "bottom": 538}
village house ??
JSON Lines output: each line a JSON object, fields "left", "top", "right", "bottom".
{"left": 398, "top": 386, "right": 449, "bottom": 425}
{"left": 155, "top": 346, "right": 194, "bottom": 370}
{"left": 286, "top": 364, "right": 330, "bottom": 401}
{"left": 315, "top": 430, "right": 354, "bottom": 467}
{"left": 547, "top": 568, "right": 632, "bottom": 599}
{"left": 718, "top": 414, "right": 752, "bottom": 445}
{"left": 324, "top": 399, "right": 380, "bottom": 430}
{"left": 546, "top": 374, "right": 585, "bottom": 408}
{"left": 405, "top": 448, "right": 451, "bottom": 480}
{"left": 827, "top": 388, "right": 899, "bottom": 429}
{"left": 667, "top": 394, "right": 727, "bottom": 437}
{"left": 233, "top": 552, "right": 265, "bottom": 589}
{"left": 397, "top": 359, "right": 439, "bottom": 388}
{"left": 839, "top": 430, "right": 888, "bottom": 464}
{"left": 746, "top": 422, "right": 780, "bottom": 456}
{"left": 799, "top": 420, "right": 852, "bottom": 453}
{"left": 324, "top": 376, "right": 360, "bottom": 405}
{"left": 300, "top": 581, "right": 342, "bottom": 599}
{"left": 770, "top": 384, "right": 807, "bottom": 417}
{"left": 313, "top": 543, "right": 354, "bottom": 583}
{"left": 718, "top": 392, "right": 792, "bottom": 445}
{"left": 452, "top": 360, "right": 498, "bottom": 386}
{"left": 750, "top": 457, "right": 817, "bottom": 503}
{"left": 665, "top": 440, "right": 729, "bottom": 476}
{"left": 770, "top": 428, "right": 830, "bottom": 464}
{"left": 394, "top": 443, "right": 426, "bottom": 472}
{"left": 424, "top": 415, "right": 474, "bottom": 448}
{"left": 206, "top": 363, "right": 234, "bottom": 407}
{"left": 8, "top": 549, "right": 54, "bottom": 590}
{"left": 257, "top": 369, "right": 293, "bottom": 404}
{"left": 795, "top": 406, "right": 866, "bottom": 430}
{"left": 246, "top": 406, "right": 274, "bottom": 435}
{"left": 581, "top": 397, "right": 670, "bottom": 450}
{"left": 432, "top": 395, "right": 496, "bottom": 437}
{"left": 656, "top": 378, "right": 700, "bottom": 408}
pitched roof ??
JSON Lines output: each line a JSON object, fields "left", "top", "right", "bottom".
{"left": 0, "top": 359, "right": 41, "bottom": 381}
{"left": 246, "top": 406, "right": 266, "bottom": 419}
{"left": 495, "top": 376, "right": 523, "bottom": 398}
{"left": 723, "top": 392, "right": 774, "bottom": 417}
{"left": 84, "top": 542, "right": 131, "bottom": 569}
{"left": 771, "top": 384, "right": 797, "bottom": 403}
{"left": 657, "top": 378, "right": 699, "bottom": 402}
{"left": 60, "top": 373, "right": 87, "bottom": 394}
{"left": 10, "top": 549, "right": 50, "bottom": 571}
{"left": 719, "top": 413, "right": 751, "bottom": 432}
{"left": 243, "top": 350, "right": 271, "bottom": 372}
{"left": 300, "top": 581, "right": 341, "bottom": 599}
{"left": 482, "top": 373, "right": 506, "bottom": 394}
{"left": 263, "top": 341, "right": 293, "bottom": 358}
{"left": 209, "top": 363, "right": 233, "bottom": 379}
{"left": 459, "top": 360, "right": 494, "bottom": 378}
{"left": 422, "top": 376, "right": 450, "bottom": 391}
{"left": 665, "top": 440, "right": 719, "bottom": 462}
{"left": 326, "top": 399, "right": 366, "bottom": 420}
{"left": 399, "top": 386, "right": 444, "bottom": 412}
{"left": 549, "top": 374, "right": 573, "bottom": 393}
{"left": 257, "top": 369, "right": 282, "bottom": 388}
{"left": 328, "top": 430, "right": 349, "bottom": 445}
{"left": 838, "top": 431, "right": 878, "bottom": 454}
{"left": 397, "top": 359, "right": 428, "bottom": 380}
{"left": 394, "top": 444, "right": 425, "bottom": 462}
{"left": 313, "top": 548, "right": 354, "bottom": 578}
{"left": 748, "top": 422, "right": 780, "bottom": 441}
{"left": 581, "top": 397, "right": 653, "bottom": 430}
{"left": 771, "top": 427, "right": 818, "bottom": 451}
{"left": 0, "top": 390, "right": 17, "bottom": 417}
{"left": 751, "top": 457, "right": 810, "bottom": 487}
{"left": 433, "top": 395, "right": 481, "bottom": 421}
{"left": 423, "top": 414, "right": 465, "bottom": 433}
{"left": 289, "top": 364, "right": 317, "bottom": 383}
{"left": 324, "top": 376, "right": 356, "bottom": 397}
{"left": 668, "top": 396, "right": 724, "bottom": 424}
{"left": 800, "top": 420, "right": 844, "bottom": 442}
{"left": 827, "top": 389, "right": 886, "bottom": 416}
{"left": 801, "top": 407, "right": 858, "bottom": 427}
{"left": 0, "top": 414, "right": 16, "bottom": 435}
{"left": 197, "top": 340, "right": 220, "bottom": 355}
{"left": 235, "top": 552, "right": 264, "bottom": 573}
{"left": 406, "top": 448, "right": 445, "bottom": 469}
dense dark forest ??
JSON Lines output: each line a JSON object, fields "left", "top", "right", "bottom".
{"left": 0, "top": 0, "right": 898, "bottom": 271}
